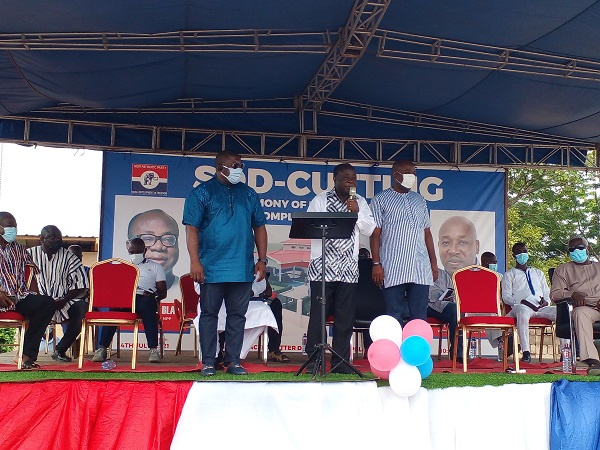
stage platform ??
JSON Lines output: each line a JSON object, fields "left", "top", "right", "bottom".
{"left": 0, "top": 349, "right": 596, "bottom": 450}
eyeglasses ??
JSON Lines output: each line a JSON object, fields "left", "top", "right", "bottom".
{"left": 223, "top": 162, "right": 245, "bottom": 170}
{"left": 138, "top": 234, "right": 178, "bottom": 248}
{"left": 569, "top": 245, "right": 586, "bottom": 252}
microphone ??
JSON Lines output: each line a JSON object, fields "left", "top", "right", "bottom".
{"left": 349, "top": 186, "right": 356, "bottom": 200}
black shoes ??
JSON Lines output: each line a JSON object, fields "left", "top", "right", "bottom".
{"left": 521, "top": 351, "right": 531, "bottom": 363}
{"left": 52, "top": 350, "right": 72, "bottom": 362}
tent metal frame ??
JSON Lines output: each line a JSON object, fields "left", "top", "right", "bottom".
{"left": 0, "top": 115, "right": 593, "bottom": 168}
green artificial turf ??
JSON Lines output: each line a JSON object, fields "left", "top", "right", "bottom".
{"left": 0, "top": 370, "right": 592, "bottom": 388}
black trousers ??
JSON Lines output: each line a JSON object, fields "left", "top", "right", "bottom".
{"left": 15, "top": 294, "right": 55, "bottom": 361}
{"left": 56, "top": 300, "right": 88, "bottom": 353}
{"left": 268, "top": 297, "right": 284, "bottom": 353}
{"left": 99, "top": 294, "right": 159, "bottom": 349}
{"left": 306, "top": 281, "right": 356, "bottom": 365}
{"left": 200, "top": 282, "right": 251, "bottom": 366}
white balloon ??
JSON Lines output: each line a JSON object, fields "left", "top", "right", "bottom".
{"left": 369, "top": 315, "right": 403, "bottom": 346}
{"left": 388, "top": 361, "right": 422, "bottom": 397}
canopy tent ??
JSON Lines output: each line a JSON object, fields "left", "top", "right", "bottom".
{"left": 1, "top": 1, "right": 599, "bottom": 167}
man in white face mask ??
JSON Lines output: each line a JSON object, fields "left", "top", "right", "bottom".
{"left": 183, "top": 150, "right": 268, "bottom": 376}
{"left": 92, "top": 238, "right": 167, "bottom": 363}
{"left": 370, "top": 160, "right": 439, "bottom": 326}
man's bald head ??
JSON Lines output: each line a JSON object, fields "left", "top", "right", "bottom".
{"left": 438, "top": 216, "right": 479, "bottom": 274}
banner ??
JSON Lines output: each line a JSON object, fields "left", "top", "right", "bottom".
{"left": 101, "top": 152, "right": 506, "bottom": 352}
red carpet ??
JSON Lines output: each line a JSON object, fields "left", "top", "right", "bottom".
{"left": 432, "top": 357, "right": 567, "bottom": 374}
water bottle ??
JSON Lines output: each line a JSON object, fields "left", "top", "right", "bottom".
{"left": 469, "top": 338, "right": 477, "bottom": 359}
{"left": 102, "top": 360, "right": 117, "bottom": 370}
{"left": 497, "top": 338, "right": 504, "bottom": 362}
{"left": 562, "top": 343, "right": 572, "bottom": 373}
{"left": 301, "top": 333, "right": 307, "bottom": 355}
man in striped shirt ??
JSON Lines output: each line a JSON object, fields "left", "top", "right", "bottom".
{"left": 0, "top": 212, "right": 55, "bottom": 369}
{"left": 370, "top": 160, "right": 439, "bottom": 326}
{"left": 28, "top": 225, "right": 89, "bottom": 362}
{"left": 305, "top": 163, "right": 376, "bottom": 373}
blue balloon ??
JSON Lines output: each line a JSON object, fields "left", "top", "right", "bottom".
{"left": 400, "top": 335, "right": 430, "bottom": 366}
{"left": 417, "top": 356, "right": 434, "bottom": 379}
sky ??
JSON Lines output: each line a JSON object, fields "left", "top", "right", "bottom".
{"left": 0, "top": 143, "right": 103, "bottom": 236}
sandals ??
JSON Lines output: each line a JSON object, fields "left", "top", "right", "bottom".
{"left": 22, "top": 360, "right": 41, "bottom": 370}
{"left": 268, "top": 351, "right": 291, "bottom": 363}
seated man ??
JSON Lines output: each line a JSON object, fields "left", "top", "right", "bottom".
{"left": 92, "top": 238, "right": 167, "bottom": 363}
{"left": 502, "top": 242, "right": 555, "bottom": 363}
{"left": 216, "top": 273, "right": 288, "bottom": 366}
{"left": 550, "top": 236, "right": 600, "bottom": 375}
{"left": 0, "top": 212, "right": 55, "bottom": 369}
{"left": 28, "top": 225, "right": 89, "bottom": 362}
{"left": 427, "top": 269, "right": 463, "bottom": 362}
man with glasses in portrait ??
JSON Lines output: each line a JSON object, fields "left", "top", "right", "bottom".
{"left": 128, "top": 209, "right": 180, "bottom": 292}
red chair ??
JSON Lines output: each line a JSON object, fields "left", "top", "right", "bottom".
{"left": 0, "top": 263, "right": 36, "bottom": 369}
{"left": 426, "top": 317, "right": 449, "bottom": 361}
{"left": 78, "top": 258, "right": 140, "bottom": 369}
{"left": 503, "top": 304, "right": 556, "bottom": 363}
{"left": 452, "top": 265, "right": 519, "bottom": 373}
{"left": 175, "top": 273, "right": 198, "bottom": 357}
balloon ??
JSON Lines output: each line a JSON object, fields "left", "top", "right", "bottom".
{"left": 417, "top": 356, "right": 434, "bottom": 379}
{"left": 370, "top": 365, "right": 390, "bottom": 380}
{"left": 367, "top": 339, "right": 401, "bottom": 372}
{"left": 400, "top": 335, "right": 430, "bottom": 367}
{"left": 369, "top": 315, "right": 403, "bottom": 346}
{"left": 388, "top": 361, "right": 422, "bottom": 397}
{"left": 403, "top": 319, "right": 434, "bottom": 343}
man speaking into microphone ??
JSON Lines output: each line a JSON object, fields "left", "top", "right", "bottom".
{"left": 303, "top": 163, "right": 376, "bottom": 373}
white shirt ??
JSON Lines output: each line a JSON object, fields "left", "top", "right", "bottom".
{"left": 135, "top": 259, "right": 166, "bottom": 295}
{"left": 501, "top": 266, "right": 550, "bottom": 307}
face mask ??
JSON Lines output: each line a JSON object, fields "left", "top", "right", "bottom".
{"left": 2, "top": 227, "right": 17, "bottom": 243}
{"left": 130, "top": 253, "right": 144, "bottom": 265}
{"left": 570, "top": 249, "right": 588, "bottom": 264}
{"left": 488, "top": 263, "right": 498, "bottom": 272}
{"left": 515, "top": 253, "right": 529, "bottom": 265}
{"left": 396, "top": 173, "right": 416, "bottom": 189}
{"left": 223, "top": 167, "right": 243, "bottom": 185}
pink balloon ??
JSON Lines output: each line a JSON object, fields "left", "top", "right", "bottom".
{"left": 403, "top": 319, "right": 434, "bottom": 343}
{"left": 370, "top": 365, "right": 391, "bottom": 380}
{"left": 367, "top": 338, "right": 401, "bottom": 372}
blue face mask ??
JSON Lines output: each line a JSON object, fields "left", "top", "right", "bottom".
{"left": 515, "top": 253, "right": 529, "bottom": 265}
{"left": 570, "top": 249, "right": 588, "bottom": 264}
{"left": 488, "top": 263, "right": 498, "bottom": 272}
{"left": 223, "top": 166, "right": 243, "bottom": 184}
{"left": 2, "top": 227, "right": 17, "bottom": 243}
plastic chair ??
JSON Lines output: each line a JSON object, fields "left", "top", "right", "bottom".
{"left": 452, "top": 265, "right": 519, "bottom": 373}
{"left": 174, "top": 273, "right": 198, "bottom": 357}
{"left": 77, "top": 258, "right": 140, "bottom": 369}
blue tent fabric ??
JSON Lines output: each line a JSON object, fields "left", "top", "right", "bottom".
{"left": 2, "top": 1, "right": 600, "bottom": 161}
{"left": 550, "top": 379, "right": 600, "bottom": 450}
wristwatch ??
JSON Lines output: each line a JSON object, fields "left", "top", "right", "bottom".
{"left": 258, "top": 258, "right": 268, "bottom": 264}
{"left": 372, "top": 262, "right": 382, "bottom": 266}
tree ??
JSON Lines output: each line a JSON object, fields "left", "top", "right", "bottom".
{"left": 507, "top": 159, "right": 600, "bottom": 279}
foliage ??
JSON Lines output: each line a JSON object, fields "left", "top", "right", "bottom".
{"left": 507, "top": 158, "right": 600, "bottom": 279}
{"left": 0, "top": 328, "right": 15, "bottom": 353}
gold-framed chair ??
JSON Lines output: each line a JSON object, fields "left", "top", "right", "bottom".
{"left": 452, "top": 265, "right": 520, "bottom": 373}
{"left": 78, "top": 258, "right": 140, "bottom": 369}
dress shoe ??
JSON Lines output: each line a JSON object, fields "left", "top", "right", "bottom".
{"left": 52, "top": 351, "right": 72, "bottom": 362}
{"left": 521, "top": 351, "right": 531, "bottom": 363}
